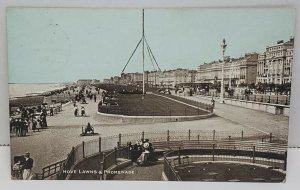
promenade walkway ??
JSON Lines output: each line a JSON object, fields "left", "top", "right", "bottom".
{"left": 175, "top": 94, "right": 289, "bottom": 140}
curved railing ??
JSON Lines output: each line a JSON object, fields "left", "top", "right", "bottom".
{"left": 38, "top": 129, "right": 287, "bottom": 180}
{"left": 162, "top": 145, "right": 287, "bottom": 181}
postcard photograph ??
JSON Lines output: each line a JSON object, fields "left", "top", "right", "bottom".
{"left": 7, "top": 8, "right": 295, "bottom": 182}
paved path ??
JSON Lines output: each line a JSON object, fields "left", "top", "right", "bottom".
{"left": 112, "top": 162, "right": 164, "bottom": 181}
{"left": 176, "top": 94, "right": 289, "bottom": 140}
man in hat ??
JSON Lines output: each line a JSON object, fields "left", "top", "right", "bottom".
{"left": 22, "top": 152, "right": 34, "bottom": 180}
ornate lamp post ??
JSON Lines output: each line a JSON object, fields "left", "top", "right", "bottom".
{"left": 220, "top": 38, "right": 227, "bottom": 103}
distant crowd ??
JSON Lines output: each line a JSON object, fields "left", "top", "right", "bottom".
{"left": 9, "top": 104, "right": 54, "bottom": 137}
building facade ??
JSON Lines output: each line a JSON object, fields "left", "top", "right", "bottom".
{"left": 256, "top": 37, "right": 294, "bottom": 84}
{"left": 197, "top": 53, "right": 258, "bottom": 87}
{"left": 157, "top": 68, "right": 196, "bottom": 87}
{"left": 119, "top": 72, "right": 144, "bottom": 85}
{"left": 116, "top": 69, "right": 196, "bottom": 87}
{"left": 77, "top": 79, "right": 93, "bottom": 86}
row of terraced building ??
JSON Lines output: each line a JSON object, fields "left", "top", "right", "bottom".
{"left": 102, "top": 37, "right": 294, "bottom": 87}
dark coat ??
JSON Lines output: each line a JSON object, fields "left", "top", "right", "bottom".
{"left": 23, "top": 158, "right": 33, "bottom": 169}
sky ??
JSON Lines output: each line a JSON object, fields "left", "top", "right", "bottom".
{"left": 7, "top": 8, "right": 295, "bottom": 83}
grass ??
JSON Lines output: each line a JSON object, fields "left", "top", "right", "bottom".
{"left": 99, "top": 94, "right": 209, "bottom": 116}
{"left": 175, "top": 162, "right": 285, "bottom": 182}
{"left": 9, "top": 96, "right": 45, "bottom": 108}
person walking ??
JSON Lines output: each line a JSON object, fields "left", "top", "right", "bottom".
{"left": 211, "top": 98, "right": 215, "bottom": 109}
{"left": 81, "top": 106, "right": 86, "bottom": 117}
{"left": 74, "top": 105, "right": 78, "bottom": 117}
{"left": 49, "top": 106, "right": 54, "bottom": 116}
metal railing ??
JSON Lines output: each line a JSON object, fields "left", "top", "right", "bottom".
{"left": 102, "top": 146, "right": 130, "bottom": 171}
{"left": 163, "top": 154, "right": 182, "bottom": 181}
{"left": 38, "top": 129, "right": 287, "bottom": 180}
{"left": 196, "top": 91, "right": 290, "bottom": 106}
{"left": 163, "top": 145, "right": 287, "bottom": 181}
{"left": 98, "top": 93, "right": 211, "bottom": 116}
{"left": 41, "top": 159, "right": 66, "bottom": 179}
{"left": 98, "top": 106, "right": 208, "bottom": 116}
{"left": 155, "top": 92, "right": 213, "bottom": 112}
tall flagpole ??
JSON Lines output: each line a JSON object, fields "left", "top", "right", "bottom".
{"left": 142, "top": 9, "right": 145, "bottom": 96}
{"left": 220, "top": 38, "right": 227, "bottom": 103}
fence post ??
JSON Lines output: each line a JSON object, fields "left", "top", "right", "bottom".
{"left": 197, "top": 134, "right": 200, "bottom": 141}
{"left": 213, "top": 130, "right": 216, "bottom": 140}
{"left": 212, "top": 144, "right": 215, "bottom": 161}
{"left": 167, "top": 130, "right": 170, "bottom": 142}
{"left": 100, "top": 161, "right": 104, "bottom": 180}
{"left": 118, "top": 133, "right": 122, "bottom": 147}
{"left": 71, "top": 147, "right": 75, "bottom": 165}
{"left": 99, "top": 137, "right": 102, "bottom": 153}
{"left": 100, "top": 155, "right": 105, "bottom": 180}
{"left": 127, "top": 144, "right": 131, "bottom": 159}
{"left": 241, "top": 131, "right": 244, "bottom": 140}
{"left": 142, "top": 131, "right": 145, "bottom": 140}
{"left": 142, "top": 131, "right": 145, "bottom": 141}
{"left": 269, "top": 133, "right": 273, "bottom": 143}
{"left": 188, "top": 129, "right": 191, "bottom": 141}
{"left": 178, "top": 147, "right": 181, "bottom": 165}
{"left": 114, "top": 147, "right": 117, "bottom": 165}
{"left": 42, "top": 168, "right": 45, "bottom": 179}
{"left": 82, "top": 141, "right": 85, "bottom": 158}
{"left": 284, "top": 151, "right": 287, "bottom": 171}
{"left": 252, "top": 146, "right": 255, "bottom": 163}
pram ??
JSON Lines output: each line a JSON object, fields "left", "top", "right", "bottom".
{"left": 11, "top": 155, "right": 25, "bottom": 179}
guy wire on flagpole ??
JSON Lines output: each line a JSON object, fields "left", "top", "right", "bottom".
{"left": 121, "top": 9, "right": 162, "bottom": 97}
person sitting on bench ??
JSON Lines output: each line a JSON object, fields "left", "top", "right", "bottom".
{"left": 84, "top": 122, "right": 94, "bottom": 134}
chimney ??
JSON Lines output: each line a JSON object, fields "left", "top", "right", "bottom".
{"left": 277, "top": 40, "right": 284, "bottom": 44}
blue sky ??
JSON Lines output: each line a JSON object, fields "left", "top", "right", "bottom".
{"left": 7, "top": 8, "right": 295, "bottom": 83}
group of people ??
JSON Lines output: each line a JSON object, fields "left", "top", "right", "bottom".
{"left": 129, "top": 139, "right": 157, "bottom": 166}
{"left": 10, "top": 105, "right": 48, "bottom": 137}
{"left": 86, "top": 91, "right": 97, "bottom": 102}
{"left": 74, "top": 105, "right": 86, "bottom": 117}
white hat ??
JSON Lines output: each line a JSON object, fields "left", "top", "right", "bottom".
{"left": 143, "top": 142, "right": 149, "bottom": 149}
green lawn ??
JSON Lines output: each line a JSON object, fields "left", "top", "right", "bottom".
{"left": 99, "top": 94, "right": 209, "bottom": 116}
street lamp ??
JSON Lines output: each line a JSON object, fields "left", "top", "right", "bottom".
{"left": 220, "top": 38, "right": 227, "bottom": 103}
